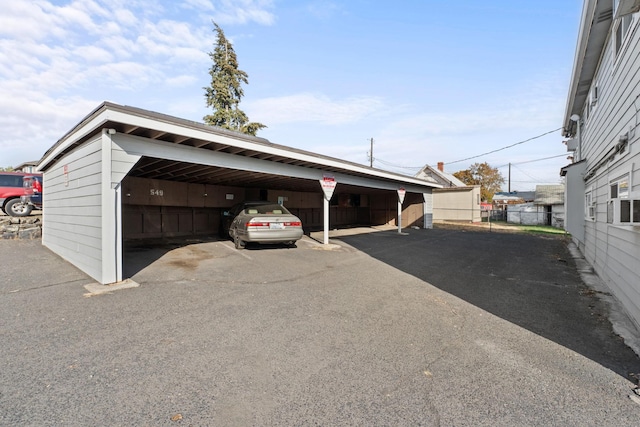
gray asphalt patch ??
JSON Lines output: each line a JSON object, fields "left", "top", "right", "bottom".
{"left": 1, "top": 229, "right": 639, "bottom": 426}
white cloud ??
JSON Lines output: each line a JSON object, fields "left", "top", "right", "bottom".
{"left": 254, "top": 88, "right": 567, "bottom": 187}
{"left": 0, "top": 92, "right": 100, "bottom": 166}
{"left": 72, "top": 45, "right": 115, "bottom": 64}
{"left": 249, "top": 93, "right": 385, "bottom": 125}
{"left": 0, "top": 0, "right": 280, "bottom": 167}
{"left": 0, "top": 0, "right": 224, "bottom": 167}
{"left": 0, "top": 1, "right": 62, "bottom": 40}
{"left": 113, "top": 7, "right": 139, "bottom": 27}
{"left": 135, "top": 20, "right": 211, "bottom": 63}
{"left": 84, "top": 61, "right": 163, "bottom": 89}
{"left": 183, "top": 0, "right": 216, "bottom": 12}
{"left": 373, "top": 91, "right": 565, "bottom": 155}
{"left": 100, "top": 35, "right": 138, "bottom": 59}
{"left": 181, "top": 0, "right": 276, "bottom": 25}
{"left": 54, "top": 2, "right": 103, "bottom": 34}
{"left": 211, "top": 0, "right": 276, "bottom": 25}
{"left": 1, "top": 4, "right": 214, "bottom": 87}
{"left": 165, "top": 74, "right": 199, "bottom": 87}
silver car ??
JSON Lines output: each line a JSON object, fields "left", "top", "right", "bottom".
{"left": 225, "top": 202, "right": 303, "bottom": 249}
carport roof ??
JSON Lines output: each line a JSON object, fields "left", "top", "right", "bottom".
{"left": 39, "top": 102, "right": 440, "bottom": 193}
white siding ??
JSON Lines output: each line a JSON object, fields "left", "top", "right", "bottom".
{"left": 551, "top": 205, "right": 565, "bottom": 228}
{"left": 433, "top": 187, "right": 481, "bottom": 222}
{"left": 423, "top": 192, "right": 433, "bottom": 229}
{"left": 42, "top": 137, "right": 104, "bottom": 281}
{"left": 576, "top": 11, "right": 640, "bottom": 329}
{"left": 564, "top": 162, "right": 586, "bottom": 242}
{"left": 42, "top": 132, "right": 140, "bottom": 284}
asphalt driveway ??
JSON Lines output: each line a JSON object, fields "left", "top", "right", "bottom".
{"left": 1, "top": 227, "right": 639, "bottom": 426}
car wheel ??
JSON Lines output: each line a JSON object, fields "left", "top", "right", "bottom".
{"left": 231, "top": 228, "right": 244, "bottom": 249}
{"left": 5, "top": 199, "right": 32, "bottom": 217}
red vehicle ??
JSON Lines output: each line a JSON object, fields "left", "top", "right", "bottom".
{"left": 0, "top": 172, "right": 43, "bottom": 217}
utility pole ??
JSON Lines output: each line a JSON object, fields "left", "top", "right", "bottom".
{"left": 508, "top": 163, "right": 511, "bottom": 193}
{"left": 369, "top": 138, "right": 374, "bottom": 167}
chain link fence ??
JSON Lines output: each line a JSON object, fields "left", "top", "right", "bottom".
{"left": 433, "top": 206, "right": 565, "bottom": 229}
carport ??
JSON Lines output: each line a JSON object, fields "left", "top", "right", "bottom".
{"left": 38, "top": 102, "right": 440, "bottom": 285}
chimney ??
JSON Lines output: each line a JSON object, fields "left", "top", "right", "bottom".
{"left": 437, "top": 162, "right": 444, "bottom": 172}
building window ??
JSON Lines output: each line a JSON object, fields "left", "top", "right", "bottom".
{"left": 617, "top": 198, "right": 640, "bottom": 224}
{"left": 583, "top": 102, "right": 589, "bottom": 123}
{"left": 585, "top": 189, "right": 595, "bottom": 220}
{"left": 590, "top": 85, "right": 598, "bottom": 110}
{"left": 608, "top": 174, "right": 640, "bottom": 224}
{"left": 621, "top": 200, "right": 631, "bottom": 222}
{"left": 613, "top": 0, "right": 635, "bottom": 58}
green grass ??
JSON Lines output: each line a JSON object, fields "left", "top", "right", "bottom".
{"left": 489, "top": 221, "right": 568, "bottom": 235}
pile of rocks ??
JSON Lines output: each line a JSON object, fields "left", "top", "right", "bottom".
{"left": 0, "top": 214, "right": 42, "bottom": 239}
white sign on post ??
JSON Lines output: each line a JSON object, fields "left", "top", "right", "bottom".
{"left": 320, "top": 175, "right": 337, "bottom": 200}
{"left": 397, "top": 187, "right": 406, "bottom": 204}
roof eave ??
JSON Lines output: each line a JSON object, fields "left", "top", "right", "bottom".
{"left": 563, "top": 0, "right": 613, "bottom": 137}
{"left": 38, "top": 102, "right": 442, "bottom": 190}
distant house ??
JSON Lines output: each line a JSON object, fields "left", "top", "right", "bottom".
{"left": 493, "top": 191, "right": 536, "bottom": 203}
{"left": 492, "top": 191, "right": 535, "bottom": 215}
{"left": 415, "top": 162, "right": 481, "bottom": 222}
{"left": 415, "top": 162, "right": 466, "bottom": 188}
{"left": 506, "top": 185, "right": 565, "bottom": 227}
{"left": 561, "top": 1, "right": 640, "bottom": 330}
{"left": 534, "top": 185, "right": 565, "bottom": 227}
{"left": 14, "top": 161, "right": 39, "bottom": 173}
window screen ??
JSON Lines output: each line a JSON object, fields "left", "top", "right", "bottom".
{"left": 621, "top": 200, "right": 631, "bottom": 223}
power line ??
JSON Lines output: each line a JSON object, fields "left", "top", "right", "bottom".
{"left": 444, "top": 127, "right": 562, "bottom": 166}
{"left": 495, "top": 153, "right": 568, "bottom": 169}
{"left": 509, "top": 180, "right": 563, "bottom": 184}
{"left": 509, "top": 153, "right": 568, "bottom": 166}
{"left": 376, "top": 151, "right": 566, "bottom": 173}
{"left": 372, "top": 127, "right": 564, "bottom": 171}
{"left": 375, "top": 158, "right": 422, "bottom": 170}
{"left": 512, "top": 164, "right": 543, "bottom": 183}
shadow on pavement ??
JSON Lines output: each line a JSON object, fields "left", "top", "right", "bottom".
{"left": 123, "top": 236, "right": 221, "bottom": 278}
{"left": 122, "top": 236, "right": 299, "bottom": 278}
{"left": 335, "top": 226, "right": 640, "bottom": 382}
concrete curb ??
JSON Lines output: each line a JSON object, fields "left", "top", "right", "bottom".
{"left": 83, "top": 279, "right": 140, "bottom": 296}
{"left": 568, "top": 242, "right": 640, "bottom": 358}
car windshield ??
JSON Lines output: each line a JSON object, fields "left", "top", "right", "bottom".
{"left": 244, "top": 204, "right": 291, "bottom": 215}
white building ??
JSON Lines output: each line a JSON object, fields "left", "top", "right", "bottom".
{"left": 561, "top": 0, "right": 640, "bottom": 329}
{"left": 506, "top": 185, "right": 565, "bottom": 227}
{"left": 415, "top": 162, "right": 482, "bottom": 223}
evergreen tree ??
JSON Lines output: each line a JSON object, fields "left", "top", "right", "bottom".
{"left": 203, "top": 22, "right": 265, "bottom": 136}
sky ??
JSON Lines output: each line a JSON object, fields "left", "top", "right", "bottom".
{"left": 0, "top": 0, "right": 584, "bottom": 191}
